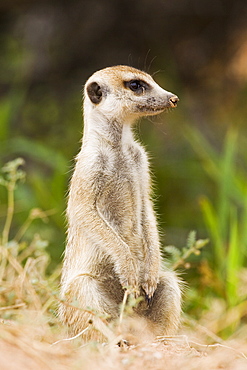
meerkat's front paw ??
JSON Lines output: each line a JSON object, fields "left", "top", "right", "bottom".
{"left": 116, "top": 258, "right": 140, "bottom": 296}
{"left": 141, "top": 274, "right": 159, "bottom": 301}
{"left": 120, "top": 274, "right": 140, "bottom": 297}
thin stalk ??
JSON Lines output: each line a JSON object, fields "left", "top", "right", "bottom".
{"left": 119, "top": 289, "right": 129, "bottom": 325}
{"left": 14, "top": 215, "right": 33, "bottom": 243}
{"left": 2, "top": 181, "right": 15, "bottom": 246}
{"left": 0, "top": 180, "right": 16, "bottom": 283}
{"left": 0, "top": 247, "right": 8, "bottom": 282}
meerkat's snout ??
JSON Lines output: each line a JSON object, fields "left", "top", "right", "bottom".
{"left": 168, "top": 95, "right": 179, "bottom": 108}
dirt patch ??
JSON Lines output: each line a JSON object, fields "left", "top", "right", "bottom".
{"left": 0, "top": 322, "right": 246, "bottom": 370}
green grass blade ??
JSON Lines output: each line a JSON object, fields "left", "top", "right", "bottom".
{"left": 218, "top": 128, "right": 238, "bottom": 239}
{"left": 200, "top": 196, "right": 223, "bottom": 271}
{"left": 0, "top": 98, "right": 11, "bottom": 142}
{"left": 183, "top": 125, "right": 220, "bottom": 182}
{"left": 226, "top": 208, "right": 240, "bottom": 306}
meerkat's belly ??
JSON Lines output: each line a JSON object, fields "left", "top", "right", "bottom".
{"left": 97, "top": 171, "right": 143, "bottom": 246}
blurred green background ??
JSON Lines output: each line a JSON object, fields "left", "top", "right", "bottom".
{"left": 1, "top": 0, "right": 247, "bottom": 334}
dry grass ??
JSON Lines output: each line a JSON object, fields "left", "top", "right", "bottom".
{"left": 1, "top": 276, "right": 247, "bottom": 370}
{"left": 0, "top": 260, "right": 247, "bottom": 370}
{"left": 0, "top": 159, "right": 247, "bottom": 369}
{"left": 1, "top": 251, "right": 246, "bottom": 370}
{"left": 0, "top": 315, "right": 247, "bottom": 370}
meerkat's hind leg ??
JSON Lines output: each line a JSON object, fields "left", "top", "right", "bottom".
{"left": 137, "top": 270, "right": 181, "bottom": 336}
{"left": 60, "top": 274, "right": 122, "bottom": 342}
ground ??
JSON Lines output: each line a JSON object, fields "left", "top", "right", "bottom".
{"left": 0, "top": 318, "right": 246, "bottom": 370}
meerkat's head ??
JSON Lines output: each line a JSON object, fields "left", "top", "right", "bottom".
{"left": 84, "top": 65, "right": 178, "bottom": 124}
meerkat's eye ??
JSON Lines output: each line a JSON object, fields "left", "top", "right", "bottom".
{"left": 124, "top": 79, "right": 150, "bottom": 94}
{"left": 129, "top": 80, "right": 142, "bottom": 91}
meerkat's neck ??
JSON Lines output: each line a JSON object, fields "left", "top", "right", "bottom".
{"left": 82, "top": 104, "right": 135, "bottom": 147}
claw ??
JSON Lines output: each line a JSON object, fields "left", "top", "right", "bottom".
{"left": 145, "top": 292, "right": 155, "bottom": 307}
{"left": 145, "top": 294, "right": 152, "bottom": 307}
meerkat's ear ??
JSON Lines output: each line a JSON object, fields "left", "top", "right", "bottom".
{"left": 87, "top": 82, "right": 103, "bottom": 104}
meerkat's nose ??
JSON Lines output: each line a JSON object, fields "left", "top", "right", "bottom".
{"left": 168, "top": 95, "right": 179, "bottom": 108}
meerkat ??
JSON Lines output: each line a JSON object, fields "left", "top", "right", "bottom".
{"left": 59, "top": 65, "right": 181, "bottom": 341}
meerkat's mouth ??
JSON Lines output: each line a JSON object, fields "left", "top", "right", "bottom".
{"left": 136, "top": 105, "right": 171, "bottom": 114}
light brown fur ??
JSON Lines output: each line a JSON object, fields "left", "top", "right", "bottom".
{"left": 59, "top": 65, "right": 181, "bottom": 341}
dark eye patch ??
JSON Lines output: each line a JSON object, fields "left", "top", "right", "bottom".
{"left": 124, "top": 79, "right": 150, "bottom": 94}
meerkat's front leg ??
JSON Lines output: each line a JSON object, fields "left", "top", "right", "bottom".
{"left": 141, "top": 199, "right": 161, "bottom": 300}
{"left": 95, "top": 202, "right": 141, "bottom": 295}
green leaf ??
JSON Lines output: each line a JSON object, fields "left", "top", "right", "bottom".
{"left": 186, "top": 230, "right": 196, "bottom": 249}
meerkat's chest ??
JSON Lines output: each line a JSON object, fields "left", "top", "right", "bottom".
{"left": 105, "top": 143, "right": 148, "bottom": 191}
{"left": 96, "top": 143, "right": 149, "bottom": 236}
